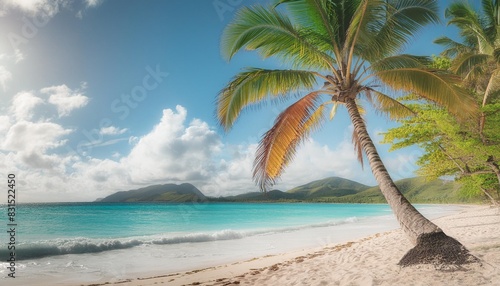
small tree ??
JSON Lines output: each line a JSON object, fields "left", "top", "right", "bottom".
{"left": 382, "top": 99, "right": 500, "bottom": 205}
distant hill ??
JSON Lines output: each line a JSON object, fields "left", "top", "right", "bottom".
{"left": 98, "top": 183, "right": 207, "bottom": 203}
{"left": 97, "top": 177, "right": 485, "bottom": 204}
{"left": 306, "top": 177, "right": 472, "bottom": 204}
{"left": 221, "top": 189, "right": 303, "bottom": 202}
{"left": 356, "top": 177, "right": 473, "bottom": 204}
{"left": 288, "top": 177, "right": 369, "bottom": 198}
{"left": 215, "top": 177, "right": 483, "bottom": 204}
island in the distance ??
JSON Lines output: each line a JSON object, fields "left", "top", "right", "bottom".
{"left": 98, "top": 183, "right": 207, "bottom": 203}
{"left": 96, "top": 177, "right": 484, "bottom": 204}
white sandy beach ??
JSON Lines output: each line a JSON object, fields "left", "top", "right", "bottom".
{"left": 86, "top": 205, "right": 500, "bottom": 286}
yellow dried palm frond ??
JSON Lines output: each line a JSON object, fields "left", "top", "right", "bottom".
{"left": 253, "top": 92, "right": 326, "bottom": 190}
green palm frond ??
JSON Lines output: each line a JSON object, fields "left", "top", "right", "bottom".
{"left": 217, "top": 68, "right": 317, "bottom": 130}
{"left": 374, "top": 67, "right": 477, "bottom": 118}
{"left": 481, "top": 0, "right": 500, "bottom": 43}
{"left": 369, "top": 54, "right": 431, "bottom": 71}
{"left": 275, "top": 0, "right": 360, "bottom": 61}
{"left": 360, "top": 0, "right": 440, "bottom": 61}
{"left": 450, "top": 53, "right": 490, "bottom": 75}
{"left": 253, "top": 92, "right": 326, "bottom": 190}
{"left": 221, "top": 5, "right": 334, "bottom": 69}
{"left": 494, "top": 48, "right": 500, "bottom": 63}
{"left": 445, "top": 1, "right": 493, "bottom": 53}
{"left": 434, "top": 36, "right": 472, "bottom": 58}
{"left": 483, "top": 69, "right": 500, "bottom": 105}
{"left": 274, "top": 0, "right": 337, "bottom": 42}
{"left": 365, "top": 89, "right": 416, "bottom": 120}
{"left": 343, "top": 0, "right": 377, "bottom": 62}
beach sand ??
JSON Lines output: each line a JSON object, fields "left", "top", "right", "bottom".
{"left": 87, "top": 205, "right": 500, "bottom": 286}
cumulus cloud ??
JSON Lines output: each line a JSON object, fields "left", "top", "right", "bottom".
{"left": 0, "top": 115, "right": 11, "bottom": 132}
{"left": 2, "top": 120, "right": 71, "bottom": 152}
{"left": 42, "top": 84, "right": 89, "bottom": 117}
{"left": 122, "top": 105, "right": 222, "bottom": 184}
{"left": 10, "top": 91, "right": 44, "bottom": 121}
{"left": 1, "top": 120, "right": 72, "bottom": 170}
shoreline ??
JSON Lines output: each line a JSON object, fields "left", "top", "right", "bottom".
{"left": 83, "top": 204, "right": 500, "bottom": 286}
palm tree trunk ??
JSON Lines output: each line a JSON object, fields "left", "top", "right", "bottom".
{"left": 345, "top": 98, "right": 440, "bottom": 242}
{"left": 345, "top": 98, "right": 477, "bottom": 266}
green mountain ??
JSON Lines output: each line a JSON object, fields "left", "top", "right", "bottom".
{"left": 288, "top": 177, "right": 369, "bottom": 198}
{"left": 215, "top": 177, "right": 481, "bottom": 203}
{"left": 221, "top": 189, "right": 303, "bottom": 202}
{"left": 98, "top": 177, "right": 484, "bottom": 204}
{"left": 98, "top": 183, "right": 207, "bottom": 203}
{"left": 299, "top": 177, "right": 477, "bottom": 204}
{"left": 355, "top": 177, "right": 472, "bottom": 204}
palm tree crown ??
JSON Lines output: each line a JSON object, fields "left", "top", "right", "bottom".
{"left": 435, "top": 0, "right": 500, "bottom": 138}
{"left": 217, "top": 0, "right": 476, "bottom": 191}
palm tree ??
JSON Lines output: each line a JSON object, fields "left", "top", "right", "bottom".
{"left": 216, "top": 0, "right": 477, "bottom": 266}
{"left": 435, "top": 0, "right": 500, "bottom": 141}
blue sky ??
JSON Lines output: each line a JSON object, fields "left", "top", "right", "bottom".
{"left": 0, "top": 0, "right": 462, "bottom": 202}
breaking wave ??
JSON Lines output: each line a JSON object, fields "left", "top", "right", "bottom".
{"left": 2, "top": 217, "right": 359, "bottom": 260}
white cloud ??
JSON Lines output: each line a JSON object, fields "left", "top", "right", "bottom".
{"left": 2, "top": 120, "right": 71, "bottom": 153}
{"left": 85, "top": 0, "right": 102, "bottom": 8}
{"left": 1, "top": 0, "right": 67, "bottom": 18}
{"left": 122, "top": 105, "right": 222, "bottom": 184}
{"left": 10, "top": 91, "right": 44, "bottom": 121}
{"left": 19, "top": 150, "right": 62, "bottom": 169}
{"left": 202, "top": 143, "right": 257, "bottom": 197}
{"left": 99, "top": 126, "right": 128, "bottom": 135}
{"left": 0, "top": 65, "right": 12, "bottom": 91}
{"left": 76, "top": 0, "right": 103, "bottom": 18}
{"left": 0, "top": 115, "right": 11, "bottom": 132}
{"left": 14, "top": 49, "right": 24, "bottom": 63}
{"left": 42, "top": 84, "right": 89, "bottom": 117}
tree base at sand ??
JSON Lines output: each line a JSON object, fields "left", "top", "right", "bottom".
{"left": 398, "top": 231, "right": 480, "bottom": 268}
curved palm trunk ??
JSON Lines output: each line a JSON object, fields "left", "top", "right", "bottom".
{"left": 345, "top": 98, "right": 440, "bottom": 243}
{"left": 345, "top": 98, "right": 477, "bottom": 266}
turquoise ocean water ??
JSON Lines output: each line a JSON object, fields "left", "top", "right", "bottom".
{"left": 1, "top": 202, "right": 393, "bottom": 259}
{"left": 0, "top": 202, "right": 463, "bottom": 285}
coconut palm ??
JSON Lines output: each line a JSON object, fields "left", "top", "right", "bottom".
{"left": 435, "top": 0, "right": 500, "bottom": 140}
{"left": 216, "top": 0, "right": 477, "bottom": 265}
